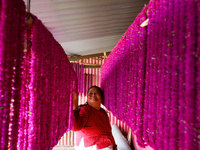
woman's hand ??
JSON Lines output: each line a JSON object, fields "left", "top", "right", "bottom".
{"left": 72, "top": 90, "right": 78, "bottom": 110}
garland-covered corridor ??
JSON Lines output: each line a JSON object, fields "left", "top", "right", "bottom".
{"left": 0, "top": 0, "right": 200, "bottom": 150}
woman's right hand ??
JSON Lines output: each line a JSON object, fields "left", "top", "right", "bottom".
{"left": 72, "top": 90, "right": 78, "bottom": 110}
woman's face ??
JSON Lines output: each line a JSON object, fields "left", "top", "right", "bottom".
{"left": 87, "top": 87, "right": 102, "bottom": 110}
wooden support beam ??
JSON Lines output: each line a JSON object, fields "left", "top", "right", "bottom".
{"left": 71, "top": 62, "right": 101, "bottom": 68}
{"left": 79, "top": 62, "right": 101, "bottom": 67}
{"left": 84, "top": 65, "right": 101, "bottom": 68}
{"left": 68, "top": 52, "right": 111, "bottom": 61}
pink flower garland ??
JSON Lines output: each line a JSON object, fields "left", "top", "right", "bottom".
{"left": 185, "top": 0, "right": 199, "bottom": 149}
{"left": 163, "top": 0, "right": 173, "bottom": 150}
{"left": 71, "top": 63, "right": 84, "bottom": 94}
{"left": 146, "top": 1, "right": 157, "bottom": 148}
{"left": 84, "top": 73, "right": 87, "bottom": 96}
{"left": 131, "top": 25, "right": 138, "bottom": 132}
{"left": 16, "top": 14, "right": 78, "bottom": 150}
{"left": 117, "top": 37, "right": 125, "bottom": 121}
{"left": 154, "top": 0, "right": 166, "bottom": 150}
{"left": 169, "top": 0, "right": 180, "bottom": 149}
{"left": 17, "top": 25, "right": 31, "bottom": 150}
{"left": 80, "top": 64, "right": 84, "bottom": 93}
{"left": 156, "top": 1, "right": 166, "bottom": 149}
{"left": 152, "top": 1, "right": 163, "bottom": 150}
{"left": 101, "top": 51, "right": 117, "bottom": 113}
{"left": 101, "top": 0, "right": 200, "bottom": 149}
{"left": 9, "top": 3, "right": 26, "bottom": 150}
{"left": 135, "top": 6, "right": 148, "bottom": 148}
{"left": 101, "top": 5, "right": 149, "bottom": 148}
{"left": 123, "top": 29, "right": 131, "bottom": 125}
{"left": 88, "top": 73, "right": 90, "bottom": 92}
{"left": 178, "top": 1, "right": 187, "bottom": 149}
{"left": 123, "top": 30, "right": 131, "bottom": 123}
{"left": 143, "top": 1, "right": 154, "bottom": 144}
{"left": 0, "top": 0, "right": 25, "bottom": 149}
{"left": 197, "top": 1, "right": 200, "bottom": 149}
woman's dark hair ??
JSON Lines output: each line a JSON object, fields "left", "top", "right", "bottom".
{"left": 79, "top": 86, "right": 104, "bottom": 108}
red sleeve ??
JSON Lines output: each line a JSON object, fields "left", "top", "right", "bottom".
{"left": 71, "top": 106, "right": 89, "bottom": 131}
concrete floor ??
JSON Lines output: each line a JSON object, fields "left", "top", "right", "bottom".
{"left": 53, "top": 146, "right": 75, "bottom": 150}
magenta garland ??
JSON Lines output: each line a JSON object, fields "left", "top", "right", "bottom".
{"left": 197, "top": 1, "right": 200, "bottom": 149}
{"left": 0, "top": 0, "right": 25, "bottom": 149}
{"left": 101, "top": 0, "right": 200, "bottom": 149}
{"left": 72, "top": 63, "right": 85, "bottom": 94}
{"left": 23, "top": 15, "right": 77, "bottom": 150}
{"left": 163, "top": 0, "right": 173, "bottom": 149}
{"left": 143, "top": 1, "right": 154, "bottom": 145}
{"left": 71, "top": 63, "right": 95, "bottom": 96}
{"left": 146, "top": 1, "right": 157, "bottom": 148}
{"left": 170, "top": 0, "right": 180, "bottom": 149}
{"left": 185, "top": 0, "right": 198, "bottom": 149}
{"left": 153, "top": 1, "right": 161, "bottom": 149}
{"left": 156, "top": 1, "right": 165, "bottom": 149}
{"left": 135, "top": 6, "right": 148, "bottom": 148}
{"left": 0, "top": 1, "right": 77, "bottom": 149}
{"left": 178, "top": 0, "right": 187, "bottom": 149}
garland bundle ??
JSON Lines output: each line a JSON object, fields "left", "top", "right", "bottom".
{"left": 101, "top": 0, "right": 200, "bottom": 149}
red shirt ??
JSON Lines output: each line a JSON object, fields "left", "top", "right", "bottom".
{"left": 72, "top": 105, "right": 116, "bottom": 149}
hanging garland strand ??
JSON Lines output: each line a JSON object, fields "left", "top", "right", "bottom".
{"left": 169, "top": 0, "right": 180, "bottom": 149}
{"left": 185, "top": 0, "right": 198, "bottom": 149}
{"left": 197, "top": 1, "right": 200, "bottom": 149}
{"left": 0, "top": 0, "right": 25, "bottom": 149}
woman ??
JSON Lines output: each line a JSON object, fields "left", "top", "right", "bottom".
{"left": 72, "top": 86, "right": 117, "bottom": 150}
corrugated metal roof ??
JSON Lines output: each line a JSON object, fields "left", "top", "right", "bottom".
{"left": 23, "top": 0, "right": 149, "bottom": 56}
